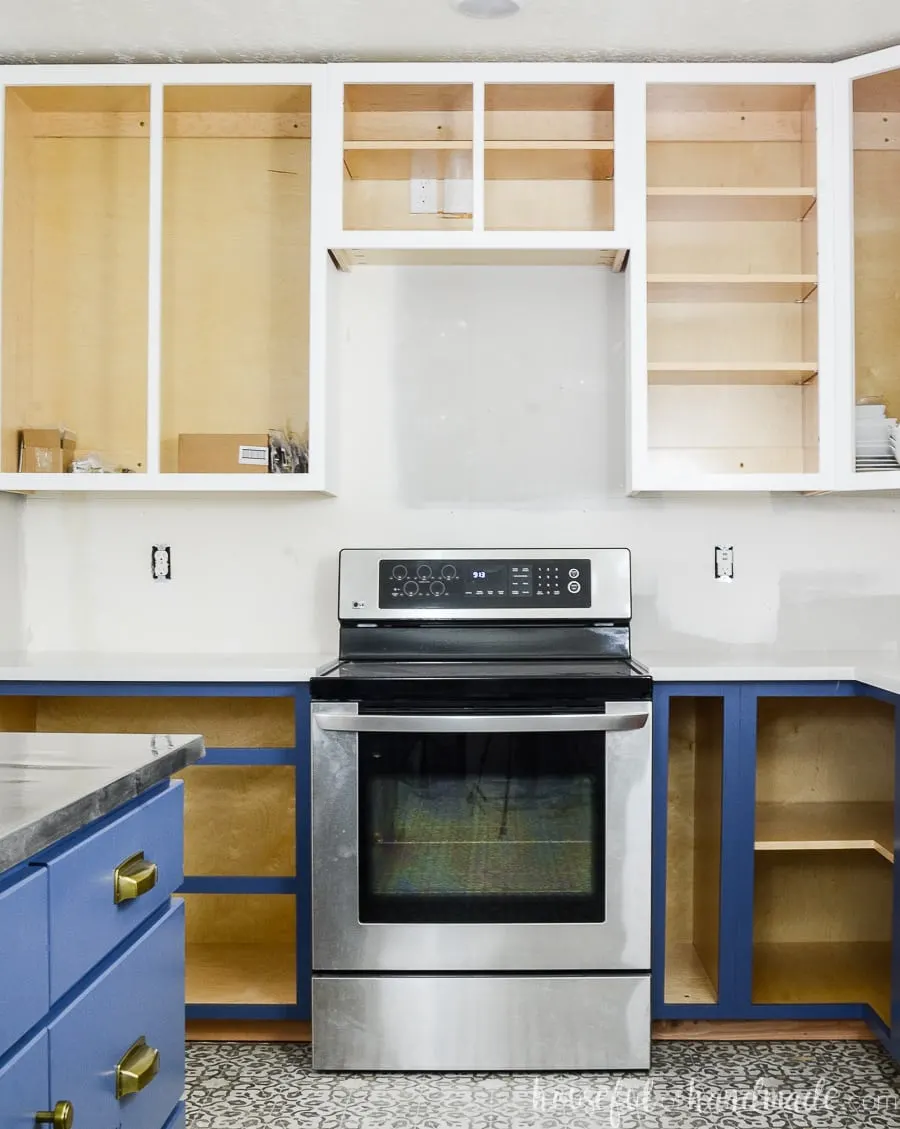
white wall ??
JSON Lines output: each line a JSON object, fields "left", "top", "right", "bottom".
{"left": 0, "top": 494, "right": 24, "bottom": 650}
{"left": 18, "top": 264, "right": 900, "bottom": 658}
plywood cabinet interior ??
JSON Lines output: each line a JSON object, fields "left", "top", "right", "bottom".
{"left": 752, "top": 697, "right": 894, "bottom": 1021}
{"left": 161, "top": 85, "right": 312, "bottom": 472}
{"left": 1, "top": 86, "right": 150, "bottom": 474}
{"left": 664, "top": 697, "right": 723, "bottom": 1006}
{"left": 645, "top": 84, "right": 820, "bottom": 479}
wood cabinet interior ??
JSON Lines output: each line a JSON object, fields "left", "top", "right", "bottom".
{"left": 184, "top": 893, "right": 297, "bottom": 1005}
{"left": 853, "top": 68, "right": 900, "bottom": 427}
{"left": 176, "top": 765, "right": 296, "bottom": 877}
{"left": 752, "top": 696, "right": 894, "bottom": 1020}
{"left": 646, "top": 84, "right": 818, "bottom": 477}
{"left": 664, "top": 697, "right": 723, "bottom": 1005}
{"left": 343, "top": 84, "right": 473, "bottom": 231}
{"left": 161, "top": 85, "right": 311, "bottom": 472}
{"left": 484, "top": 84, "right": 614, "bottom": 231}
{"left": 1, "top": 86, "right": 150, "bottom": 474}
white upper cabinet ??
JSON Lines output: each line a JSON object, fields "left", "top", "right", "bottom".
{"left": 327, "top": 64, "right": 638, "bottom": 268}
{"left": 629, "top": 65, "right": 834, "bottom": 492}
{"left": 0, "top": 64, "right": 332, "bottom": 493}
{"left": 834, "top": 46, "right": 900, "bottom": 490}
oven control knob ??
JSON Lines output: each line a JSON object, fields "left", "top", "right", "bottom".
{"left": 441, "top": 564, "right": 457, "bottom": 581}
{"left": 392, "top": 564, "right": 408, "bottom": 581}
{"left": 416, "top": 564, "right": 433, "bottom": 581}
{"left": 403, "top": 580, "right": 419, "bottom": 596}
{"left": 568, "top": 568, "right": 580, "bottom": 579}
{"left": 430, "top": 580, "right": 446, "bottom": 596}
{"left": 568, "top": 580, "right": 581, "bottom": 594}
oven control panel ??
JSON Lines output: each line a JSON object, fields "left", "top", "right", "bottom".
{"left": 378, "top": 557, "right": 592, "bottom": 608}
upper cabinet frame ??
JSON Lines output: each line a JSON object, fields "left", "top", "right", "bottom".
{"left": 326, "top": 63, "right": 644, "bottom": 265}
{"left": 0, "top": 63, "right": 333, "bottom": 494}
{"left": 833, "top": 45, "right": 900, "bottom": 492}
{"left": 627, "top": 63, "right": 835, "bottom": 494}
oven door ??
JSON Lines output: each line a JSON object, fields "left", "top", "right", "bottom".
{"left": 311, "top": 700, "right": 651, "bottom": 972}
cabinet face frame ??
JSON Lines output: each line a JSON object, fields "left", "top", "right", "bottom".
{"left": 0, "top": 63, "right": 332, "bottom": 494}
{"left": 628, "top": 62, "right": 835, "bottom": 494}
{"left": 833, "top": 45, "right": 900, "bottom": 492}
{"left": 327, "top": 62, "right": 640, "bottom": 253}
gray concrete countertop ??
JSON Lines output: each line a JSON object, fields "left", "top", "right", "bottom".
{"left": 0, "top": 732, "right": 205, "bottom": 875}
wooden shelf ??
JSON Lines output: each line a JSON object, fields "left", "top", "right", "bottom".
{"left": 486, "top": 142, "right": 613, "bottom": 181}
{"left": 755, "top": 802, "right": 894, "bottom": 862}
{"left": 665, "top": 941, "right": 717, "bottom": 1005}
{"left": 649, "top": 362, "right": 818, "bottom": 385}
{"left": 344, "top": 141, "right": 470, "bottom": 180}
{"left": 186, "top": 943, "right": 296, "bottom": 1006}
{"left": 648, "top": 187, "right": 816, "bottom": 222}
{"left": 648, "top": 274, "right": 818, "bottom": 303}
{"left": 753, "top": 941, "right": 890, "bottom": 1021}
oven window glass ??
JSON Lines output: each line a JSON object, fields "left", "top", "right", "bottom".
{"left": 358, "top": 731, "right": 605, "bottom": 923}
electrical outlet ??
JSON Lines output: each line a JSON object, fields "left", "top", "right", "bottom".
{"left": 714, "top": 545, "right": 734, "bottom": 582}
{"left": 151, "top": 545, "right": 172, "bottom": 582}
{"left": 409, "top": 177, "right": 438, "bottom": 214}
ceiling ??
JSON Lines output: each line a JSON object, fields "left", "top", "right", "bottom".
{"left": 0, "top": 0, "right": 898, "bottom": 64}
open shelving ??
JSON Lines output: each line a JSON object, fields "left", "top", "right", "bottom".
{"left": 752, "top": 697, "right": 894, "bottom": 1021}
{"left": 485, "top": 84, "right": 614, "bottom": 231}
{"left": 645, "top": 83, "right": 820, "bottom": 479}
{"left": 342, "top": 84, "right": 474, "bottom": 231}
{"left": 664, "top": 697, "right": 723, "bottom": 1006}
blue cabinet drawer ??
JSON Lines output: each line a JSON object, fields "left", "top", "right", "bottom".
{"left": 49, "top": 900, "right": 185, "bottom": 1129}
{"left": 0, "top": 1031, "right": 48, "bottom": 1129}
{"left": 162, "top": 1101, "right": 185, "bottom": 1129}
{"left": 41, "top": 782, "right": 184, "bottom": 1000}
{"left": 0, "top": 868, "right": 49, "bottom": 1058}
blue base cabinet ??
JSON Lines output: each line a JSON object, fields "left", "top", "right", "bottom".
{"left": 653, "top": 680, "right": 900, "bottom": 1057}
{"left": 0, "top": 783, "right": 188, "bottom": 1129}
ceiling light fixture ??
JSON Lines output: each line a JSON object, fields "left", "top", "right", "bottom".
{"left": 450, "top": 0, "right": 525, "bottom": 18}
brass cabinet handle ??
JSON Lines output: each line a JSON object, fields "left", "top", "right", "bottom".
{"left": 35, "top": 1101, "right": 74, "bottom": 1129}
{"left": 116, "top": 1037, "right": 160, "bottom": 1099}
{"left": 113, "top": 852, "right": 158, "bottom": 905}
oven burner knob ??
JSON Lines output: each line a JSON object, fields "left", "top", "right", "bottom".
{"left": 430, "top": 580, "right": 446, "bottom": 596}
{"left": 403, "top": 580, "right": 419, "bottom": 596}
{"left": 392, "top": 564, "right": 408, "bottom": 581}
{"left": 416, "top": 564, "right": 433, "bottom": 581}
{"left": 441, "top": 564, "right": 457, "bottom": 581}
{"left": 568, "top": 579, "right": 582, "bottom": 594}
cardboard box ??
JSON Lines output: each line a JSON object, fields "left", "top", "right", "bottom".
{"left": 177, "top": 433, "right": 270, "bottom": 474}
{"left": 18, "top": 428, "right": 76, "bottom": 473}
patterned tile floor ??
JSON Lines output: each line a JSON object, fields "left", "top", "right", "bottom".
{"left": 186, "top": 1040, "right": 900, "bottom": 1128}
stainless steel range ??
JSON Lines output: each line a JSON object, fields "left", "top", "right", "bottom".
{"left": 310, "top": 548, "right": 652, "bottom": 1072}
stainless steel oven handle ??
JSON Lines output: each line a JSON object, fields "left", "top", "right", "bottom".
{"left": 315, "top": 712, "right": 648, "bottom": 734}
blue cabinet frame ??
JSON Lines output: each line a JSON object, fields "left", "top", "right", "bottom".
{"left": 0, "top": 681, "right": 312, "bottom": 1024}
{"left": 653, "top": 679, "right": 900, "bottom": 1057}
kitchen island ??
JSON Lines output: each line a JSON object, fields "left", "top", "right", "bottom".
{"left": 0, "top": 732, "right": 203, "bottom": 1129}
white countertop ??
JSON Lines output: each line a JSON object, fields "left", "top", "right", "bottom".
{"left": 0, "top": 651, "right": 335, "bottom": 684}
{"left": 1, "top": 648, "right": 900, "bottom": 696}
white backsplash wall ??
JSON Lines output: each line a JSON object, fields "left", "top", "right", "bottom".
{"left": 0, "top": 494, "right": 23, "bottom": 650}
{"left": 19, "top": 264, "right": 900, "bottom": 657}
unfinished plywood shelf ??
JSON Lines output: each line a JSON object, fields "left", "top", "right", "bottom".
{"left": 186, "top": 943, "right": 297, "bottom": 1006}
{"left": 756, "top": 802, "right": 894, "bottom": 862}
{"left": 753, "top": 941, "right": 891, "bottom": 1022}
{"left": 648, "top": 274, "right": 818, "bottom": 303}
{"left": 665, "top": 941, "right": 717, "bottom": 1005}
{"left": 648, "top": 362, "right": 818, "bottom": 385}
{"left": 332, "top": 247, "right": 628, "bottom": 270}
{"left": 648, "top": 187, "right": 816, "bottom": 222}
{"left": 344, "top": 139, "right": 470, "bottom": 180}
{"left": 485, "top": 141, "right": 613, "bottom": 182}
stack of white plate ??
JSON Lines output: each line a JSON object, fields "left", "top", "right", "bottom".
{"left": 856, "top": 402, "right": 898, "bottom": 470}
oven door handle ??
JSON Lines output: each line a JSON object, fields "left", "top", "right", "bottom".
{"left": 315, "top": 712, "right": 648, "bottom": 734}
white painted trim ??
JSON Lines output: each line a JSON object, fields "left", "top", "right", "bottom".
{"left": 145, "top": 82, "right": 164, "bottom": 476}
{"left": 814, "top": 72, "right": 837, "bottom": 488}
{"left": 0, "top": 86, "right": 7, "bottom": 471}
{"left": 831, "top": 61, "right": 858, "bottom": 490}
{"left": 0, "top": 473, "right": 332, "bottom": 493}
{"left": 0, "top": 63, "right": 325, "bottom": 87}
{"left": 836, "top": 44, "right": 900, "bottom": 76}
{"left": 307, "top": 68, "right": 331, "bottom": 491}
{"left": 471, "top": 78, "right": 485, "bottom": 234}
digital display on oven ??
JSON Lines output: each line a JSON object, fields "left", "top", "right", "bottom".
{"left": 378, "top": 557, "right": 592, "bottom": 609}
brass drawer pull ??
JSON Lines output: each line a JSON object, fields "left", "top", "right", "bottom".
{"left": 116, "top": 1037, "right": 160, "bottom": 1099}
{"left": 113, "top": 852, "right": 158, "bottom": 905}
{"left": 35, "top": 1101, "right": 74, "bottom": 1128}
